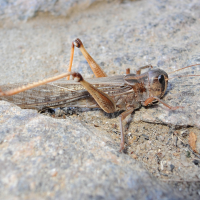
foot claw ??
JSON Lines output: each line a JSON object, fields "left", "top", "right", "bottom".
{"left": 171, "top": 106, "right": 184, "bottom": 110}
{"left": 119, "top": 144, "right": 124, "bottom": 153}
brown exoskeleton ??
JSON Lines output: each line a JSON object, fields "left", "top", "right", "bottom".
{"left": 0, "top": 38, "right": 199, "bottom": 152}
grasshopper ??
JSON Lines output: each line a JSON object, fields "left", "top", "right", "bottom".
{"left": 0, "top": 38, "right": 199, "bottom": 152}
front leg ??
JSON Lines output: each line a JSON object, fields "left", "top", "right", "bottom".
{"left": 136, "top": 64, "right": 153, "bottom": 75}
{"left": 143, "top": 97, "right": 184, "bottom": 110}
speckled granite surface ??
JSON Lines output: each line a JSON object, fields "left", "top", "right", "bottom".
{"left": 0, "top": 0, "right": 200, "bottom": 199}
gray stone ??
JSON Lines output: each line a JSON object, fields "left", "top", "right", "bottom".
{"left": 0, "top": 101, "right": 182, "bottom": 199}
{"left": 0, "top": 0, "right": 200, "bottom": 199}
{"left": 0, "top": 0, "right": 107, "bottom": 21}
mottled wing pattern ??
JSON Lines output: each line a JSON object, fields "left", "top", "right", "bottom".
{"left": 0, "top": 82, "right": 90, "bottom": 110}
{"left": 0, "top": 75, "right": 135, "bottom": 111}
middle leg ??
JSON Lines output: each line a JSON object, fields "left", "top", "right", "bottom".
{"left": 119, "top": 107, "right": 135, "bottom": 152}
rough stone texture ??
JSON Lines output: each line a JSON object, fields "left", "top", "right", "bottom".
{"left": 0, "top": 0, "right": 199, "bottom": 128}
{"left": 0, "top": 101, "right": 182, "bottom": 199}
{"left": 0, "top": 0, "right": 107, "bottom": 21}
{"left": 0, "top": 0, "right": 200, "bottom": 199}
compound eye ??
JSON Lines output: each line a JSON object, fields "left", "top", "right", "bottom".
{"left": 158, "top": 75, "right": 165, "bottom": 85}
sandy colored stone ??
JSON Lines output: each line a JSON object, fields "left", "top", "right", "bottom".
{"left": 0, "top": 0, "right": 200, "bottom": 199}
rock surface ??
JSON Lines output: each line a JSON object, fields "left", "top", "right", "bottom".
{"left": 0, "top": 0, "right": 106, "bottom": 21}
{"left": 0, "top": 0, "right": 199, "bottom": 128}
{"left": 0, "top": 0, "right": 200, "bottom": 199}
{"left": 0, "top": 101, "right": 182, "bottom": 199}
